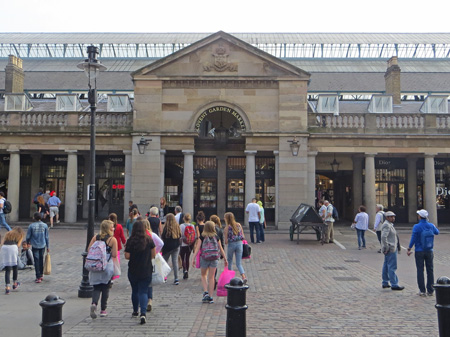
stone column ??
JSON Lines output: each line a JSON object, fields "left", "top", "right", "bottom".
{"left": 7, "top": 150, "right": 20, "bottom": 221}
{"left": 217, "top": 155, "right": 227, "bottom": 217}
{"left": 352, "top": 156, "right": 363, "bottom": 214}
{"left": 273, "top": 151, "right": 279, "bottom": 228}
{"left": 407, "top": 157, "right": 418, "bottom": 223}
{"left": 123, "top": 150, "right": 132, "bottom": 224}
{"left": 307, "top": 151, "right": 318, "bottom": 206}
{"left": 30, "top": 154, "right": 41, "bottom": 217}
{"left": 364, "top": 153, "right": 377, "bottom": 225}
{"left": 424, "top": 153, "right": 438, "bottom": 226}
{"left": 182, "top": 150, "right": 195, "bottom": 216}
{"left": 160, "top": 150, "right": 166, "bottom": 199}
{"left": 64, "top": 150, "right": 78, "bottom": 223}
{"left": 245, "top": 151, "right": 257, "bottom": 226}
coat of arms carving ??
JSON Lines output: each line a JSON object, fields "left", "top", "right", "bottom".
{"left": 203, "top": 45, "right": 238, "bottom": 72}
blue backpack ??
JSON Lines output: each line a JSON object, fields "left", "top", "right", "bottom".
{"left": 420, "top": 227, "right": 435, "bottom": 251}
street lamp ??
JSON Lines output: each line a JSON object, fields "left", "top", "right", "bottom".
{"left": 330, "top": 154, "right": 340, "bottom": 173}
{"left": 77, "top": 46, "right": 106, "bottom": 298}
{"left": 287, "top": 137, "right": 300, "bottom": 156}
{"left": 136, "top": 137, "right": 152, "bottom": 154}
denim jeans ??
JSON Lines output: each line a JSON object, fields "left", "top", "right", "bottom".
{"left": 356, "top": 229, "right": 366, "bottom": 248}
{"left": 227, "top": 240, "right": 245, "bottom": 275}
{"left": 415, "top": 251, "right": 434, "bottom": 294}
{"left": 382, "top": 251, "right": 399, "bottom": 287}
{"left": 249, "top": 221, "right": 261, "bottom": 243}
{"left": 0, "top": 213, "right": 11, "bottom": 231}
{"left": 258, "top": 223, "right": 265, "bottom": 242}
{"left": 4, "top": 265, "right": 18, "bottom": 285}
{"left": 128, "top": 272, "right": 152, "bottom": 315}
{"left": 32, "top": 248, "right": 45, "bottom": 279}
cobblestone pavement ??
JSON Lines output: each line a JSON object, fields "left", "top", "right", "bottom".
{"left": 1, "top": 225, "right": 449, "bottom": 336}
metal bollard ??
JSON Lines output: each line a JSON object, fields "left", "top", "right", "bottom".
{"left": 434, "top": 276, "right": 450, "bottom": 337}
{"left": 39, "top": 293, "right": 65, "bottom": 337}
{"left": 225, "top": 277, "right": 249, "bottom": 337}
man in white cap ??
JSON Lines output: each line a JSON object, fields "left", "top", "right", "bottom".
{"left": 380, "top": 211, "right": 404, "bottom": 291}
{"left": 407, "top": 209, "right": 439, "bottom": 296}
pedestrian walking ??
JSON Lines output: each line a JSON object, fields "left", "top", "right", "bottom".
{"left": 88, "top": 220, "right": 118, "bottom": 319}
{"left": 1, "top": 227, "right": 24, "bottom": 294}
{"left": 26, "top": 212, "right": 49, "bottom": 283}
{"left": 223, "top": 212, "right": 247, "bottom": 284}
{"left": 148, "top": 206, "right": 162, "bottom": 236}
{"left": 407, "top": 209, "right": 439, "bottom": 296}
{"left": 323, "top": 200, "right": 335, "bottom": 244}
{"left": 245, "top": 198, "right": 261, "bottom": 243}
{"left": 174, "top": 205, "right": 184, "bottom": 225}
{"left": 47, "top": 192, "right": 61, "bottom": 227}
{"left": 125, "top": 209, "right": 139, "bottom": 238}
{"left": 125, "top": 220, "right": 156, "bottom": 325}
{"left": 192, "top": 220, "right": 228, "bottom": 304}
{"left": 257, "top": 201, "right": 266, "bottom": 242}
{"left": 179, "top": 213, "right": 195, "bottom": 280}
{"left": 161, "top": 213, "right": 181, "bottom": 285}
{"left": 381, "top": 211, "right": 404, "bottom": 291}
{"left": 0, "top": 191, "right": 11, "bottom": 232}
{"left": 353, "top": 205, "right": 369, "bottom": 250}
{"left": 159, "top": 197, "right": 169, "bottom": 225}
{"left": 374, "top": 204, "right": 385, "bottom": 253}
{"left": 109, "top": 213, "right": 126, "bottom": 281}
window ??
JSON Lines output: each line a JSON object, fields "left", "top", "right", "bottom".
{"left": 56, "top": 94, "right": 83, "bottom": 111}
{"left": 420, "top": 95, "right": 448, "bottom": 113}
{"left": 316, "top": 95, "right": 339, "bottom": 114}
{"left": 107, "top": 94, "right": 132, "bottom": 112}
{"left": 368, "top": 95, "right": 393, "bottom": 113}
{"left": 4, "top": 94, "right": 33, "bottom": 111}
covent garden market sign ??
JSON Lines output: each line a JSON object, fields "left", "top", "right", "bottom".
{"left": 195, "top": 106, "right": 247, "bottom": 132}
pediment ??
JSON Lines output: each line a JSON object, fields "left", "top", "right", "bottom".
{"left": 132, "top": 31, "right": 310, "bottom": 80}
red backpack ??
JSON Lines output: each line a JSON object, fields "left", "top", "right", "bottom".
{"left": 183, "top": 225, "right": 196, "bottom": 246}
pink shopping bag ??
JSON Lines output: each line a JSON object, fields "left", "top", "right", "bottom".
{"left": 216, "top": 268, "right": 236, "bottom": 297}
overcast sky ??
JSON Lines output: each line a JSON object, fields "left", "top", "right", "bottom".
{"left": 1, "top": 0, "right": 449, "bottom": 33}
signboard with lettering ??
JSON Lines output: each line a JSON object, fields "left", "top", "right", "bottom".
{"left": 195, "top": 106, "right": 246, "bottom": 132}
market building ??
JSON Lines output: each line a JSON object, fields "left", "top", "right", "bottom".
{"left": 1, "top": 31, "right": 450, "bottom": 227}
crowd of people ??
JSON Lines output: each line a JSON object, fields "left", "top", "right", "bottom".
{"left": 86, "top": 199, "right": 253, "bottom": 324}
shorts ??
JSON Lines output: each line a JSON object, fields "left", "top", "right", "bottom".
{"left": 49, "top": 206, "right": 59, "bottom": 217}
{"left": 200, "top": 257, "right": 219, "bottom": 269}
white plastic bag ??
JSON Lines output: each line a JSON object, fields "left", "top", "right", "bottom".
{"left": 152, "top": 254, "right": 171, "bottom": 285}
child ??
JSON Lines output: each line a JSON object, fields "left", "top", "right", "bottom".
{"left": 1, "top": 227, "right": 25, "bottom": 294}
{"left": 19, "top": 241, "right": 34, "bottom": 270}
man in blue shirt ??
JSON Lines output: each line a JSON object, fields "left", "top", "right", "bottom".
{"left": 407, "top": 209, "right": 439, "bottom": 297}
{"left": 48, "top": 192, "right": 61, "bottom": 227}
{"left": 26, "top": 212, "right": 50, "bottom": 283}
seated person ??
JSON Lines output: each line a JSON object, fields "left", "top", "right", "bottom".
{"left": 18, "top": 242, "right": 34, "bottom": 270}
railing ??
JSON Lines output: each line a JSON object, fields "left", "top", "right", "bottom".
{"left": 310, "top": 113, "right": 448, "bottom": 134}
{"left": 0, "top": 111, "right": 133, "bottom": 131}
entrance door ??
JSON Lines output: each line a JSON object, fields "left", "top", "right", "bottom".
{"left": 255, "top": 178, "right": 275, "bottom": 222}
{"left": 194, "top": 178, "right": 217, "bottom": 220}
{"left": 97, "top": 178, "right": 125, "bottom": 220}
{"left": 227, "top": 178, "right": 245, "bottom": 221}
{"left": 376, "top": 182, "right": 407, "bottom": 223}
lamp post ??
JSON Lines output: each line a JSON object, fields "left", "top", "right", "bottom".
{"left": 287, "top": 137, "right": 300, "bottom": 156}
{"left": 330, "top": 154, "right": 340, "bottom": 173}
{"left": 77, "top": 46, "right": 106, "bottom": 298}
{"left": 136, "top": 137, "right": 152, "bottom": 154}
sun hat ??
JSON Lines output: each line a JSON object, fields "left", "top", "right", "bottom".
{"left": 416, "top": 209, "right": 429, "bottom": 218}
{"left": 385, "top": 211, "right": 396, "bottom": 217}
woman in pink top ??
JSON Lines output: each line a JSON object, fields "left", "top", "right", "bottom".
{"left": 109, "top": 213, "right": 126, "bottom": 280}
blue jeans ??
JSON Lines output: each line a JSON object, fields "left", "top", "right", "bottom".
{"left": 128, "top": 272, "right": 152, "bottom": 315}
{"left": 249, "top": 221, "right": 261, "bottom": 243}
{"left": 258, "top": 223, "right": 265, "bottom": 242}
{"left": 356, "top": 229, "right": 366, "bottom": 248}
{"left": 0, "top": 213, "right": 11, "bottom": 231}
{"left": 32, "top": 248, "right": 45, "bottom": 279}
{"left": 382, "top": 251, "right": 399, "bottom": 287}
{"left": 415, "top": 251, "right": 434, "bottom": 294}
{"left": 227, "top": 241, "right": 245, "bottom": 275}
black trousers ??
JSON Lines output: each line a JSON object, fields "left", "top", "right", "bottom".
{"left": 4, "top": 265, "right": 18, "bottom": 285}
{"left": 92, "top": 282, "right": 110, "bottom": 311}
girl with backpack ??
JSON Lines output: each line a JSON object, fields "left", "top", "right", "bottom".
{"left": 87, "top": 220, "right": 118, "bottom": 319}
{"left": 1, "top": 227, "right": 24, "bottom": 294}
{"left": 179, "top": 213, "right": 195, "bottom": 280}
{"left": 223, "top": 212, "right": 247, "bottom": 284}
{"left": 192, "top": 221, "right": 228, "bottom": 304}
{"left": 161, "top": 213, "right": 181, "bottom": 285}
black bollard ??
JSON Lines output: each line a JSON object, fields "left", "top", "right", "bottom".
{"left": 434, "top": 276, "right": 450, "bottom": 337}
{"left": 39, "top": 293, "right": 65, "bottom": 337}
{"left": 225, "top": 277, "right": 249, "bottom": 337}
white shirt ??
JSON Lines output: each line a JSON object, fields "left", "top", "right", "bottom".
{"left": 175, "top": 213, "right": 182, "bottom": 224}
{"left": 354, "top": 212, "right": 369, "bottom": 230}
{"left": 374, "top": 211, "right": 384, "bottom": 231}
{"left": 319, "top": 205, "right": 326, "bottom": 219}
{"left": 151, "top": 233, "right": 164, "bottom": 254}
{"left": 325, "top": 204, "right": 335, "bottom": 222}
{"left": 246, "top": 202, "right": 260, "bottom": 222}
{"left": 0, "top": 197, "right": 4, "bottom": 214}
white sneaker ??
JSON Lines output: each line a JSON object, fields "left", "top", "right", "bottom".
{"left": 418, "top": 292, "right": 426, "bottom": 297}
{"left": 90, "top": 304, "right": 97, "bottom": 319}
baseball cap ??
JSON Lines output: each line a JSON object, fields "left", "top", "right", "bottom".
{"left": 385, "top": 211, "right": 396, "bottom": 217}
{"left": 416, "top": 209, "right": 429, "bottom": 218}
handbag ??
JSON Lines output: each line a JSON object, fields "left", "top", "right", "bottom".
{"left": 152, "top": 254, "right": 171, "bottom": 285}
{"left": 112, "top": 257, "right": 121, "bottom": 277}
{"left": 350, "top": 223, "right": 356, "bottom": 230}
{"left": 242, "top": 240, "right": 251, "bottom": 259}
{"left": 216, "top": 268, "right": 235, "bottom": 297}
{"left": 43, "top": 253, "right": 51, "bottom": 275}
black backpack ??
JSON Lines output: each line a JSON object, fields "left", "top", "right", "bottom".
{"left": 3, "top": 200, "right": 12, "bottom": 214}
